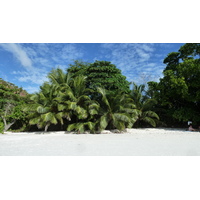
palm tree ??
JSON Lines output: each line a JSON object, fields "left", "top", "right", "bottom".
{"left": 95, "top": 87, "right": 137, "bottom": 132}
{"left": 25, "top": 83, "right": 70, "bottom": 132}
{"left": 47, "top": 69, "right": 93, "bottom": 119}
{"left": 130, "top": 82, "right": 159, "bottom": 127}
{"left": 48, "top": 68, "right": 72, "bottom": 87}
{"left": 60, "top": 75, "right": 99, "bottom": 133}
{"left": 24, "top": 68, "right": 98, "bottom": 132}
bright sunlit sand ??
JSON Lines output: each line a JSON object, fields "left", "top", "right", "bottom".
{"left": 1, "top": 128, "right": 200, "bottom": 156}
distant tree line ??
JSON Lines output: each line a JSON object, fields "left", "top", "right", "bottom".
{"left": 0, "top": 43, "right": 199, "bottom": 133}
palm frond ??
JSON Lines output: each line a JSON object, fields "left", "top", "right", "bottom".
{"left": 67, "top": 123, "right": 85, "bottom": 133}
{"left": 114, "top": 121, "right": 125, "bottom": 131}
{"left": 86, "top": 121, "right": 96, "bottom": 132}
{"left": 142, "top": 99, "right": 157, "bottom": 111}
{"left": 55, "top": 112, "right": 64, "bottom": 124}
{"left": 120, "top": 107, "right": 136, "bottom": 114}
{"left": 77, "top": 95, "right": 91, "bottom": 104}
{"left": 29, "top": 117, "right": 40, "bottom": 125}
{"left": 68, "top": 102, "right": 77, "bottom": 110}
{"left": 99, "top": 114, "right": 109, "bottom": 131}
{"left": 143, "top": 111, "right": 159, "bottom": 120}
{"left": 63, "top": 89, "right": 76, "bottom": 101}
{"left": 42, "top": 112, "right": 57, "bottom": 125}
{"left": 113, "top": 113, "right": 131, "bottom": 123}
{"left": 97, "top": 87, "right": 111, "bottom": 110}
{"left": 142, "top": 117, "right": 156, "bottom": 127}
{"left": 37, "top": 106, "right": 50, "bottom": 114}
{"left": 57, "top": 104, "right": 66, "bottom": 111}
{"left": 67, "top": 124, "right": 77, "bottom": 131}
{"left": 89, "top": 109, "right": 98, "bottom": 115}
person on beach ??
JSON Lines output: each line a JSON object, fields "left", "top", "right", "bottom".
{"left": 188, "top": 124, "right": 200, "bottom": 132}
{"left": 187, "top": 121, "right": 199, "bottom": 131}
{"left": 188, "top": 125, "right": 197, "bottom": 131}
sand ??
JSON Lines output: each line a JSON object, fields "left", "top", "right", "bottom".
{"left": 0, "top": 128, "right": 200, "bottom": 156}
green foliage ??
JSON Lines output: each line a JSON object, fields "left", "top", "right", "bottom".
{"left": 67, "top": 121, "right": 96, "bottom": 133}
{"left": 95, "top": 87, "right": 137, "bottom": 131}
{"left": 67, "top": 60, "right": 131, "bottom": 94}
{"left": 9, "top": 46, "right": 200, "bottom": 133}
{"left": 25, "top": 69, "right": 100, "bottom": 132}
{"left": 149, "top": 43, "right": 200, "bottom": 126}
{"left": 172, "top": 107, "right": 199, "bottom": 123}
{"left": 25, "top": 83, "right": 66, "bottom": 132}
{"left": 63, "top": 75, "right": 100, "bottom": 133}
{"left": 130, "top": 82, "right": 159, "bottom": 127}
{"left": 67, "top": 60, "right": 90, "bottom": 77}
{"left": 163, "top": 52, "right": 180, "bottom": 71}
{"left": 0, "top": 78, "right": 29, "bottom": 131}
{"left": 178, "top": 43, "right": 200, "bottom": 59}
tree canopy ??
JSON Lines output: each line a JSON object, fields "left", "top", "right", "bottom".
{"left": 0, "top": 78, "right": 28, "bottom": 132}
{"left": 67, "top": 60, "right": 131, "bottom": 94}
{"left": 148, "top": 43, "right": 200, "bottom": 126}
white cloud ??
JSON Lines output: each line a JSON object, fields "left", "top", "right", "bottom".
{"left": 100, "top": 43, "right": 155, "bottom": 65}
{"left": 60, "top": 44, "right": 84, "bottom": 60}
{"left": 140, "top": 44, "right": 154, "bottom": 52}
{"left": 135, "top": 48, "right": 150, "bottom": 62}
{"left": 0, "top": 43, "right": 34, "bottom": 71}
{"left": 13, "top": 68, "right": 48, "bottom": 85}
{"left": 101, "top": 43, "right": 154, "bottom": 65}
{"left": 1, "top": 43, "right": 86, "bottom": 89}
{"left": 24, "top": 46, "right": 38, "bottom": 58}
{"left": 100, "top": 43, "right": 165, "bottom": 85}
{"left": 0, "top": 43, "right": 169, "bottom": 93}
{"left": 34, "top": 57, "right": 51, "bottom": 67}
{"left": 0, "top": 44, "right": 52, "bottom": 87}
{"left": 46, "top": 44, "right": 84, "bottom": 64}
{"left": 37, "top": 43, "right": 50, "bottom": 55}
{"left": 145, "top": 63, "right": 157, "bottom": 67}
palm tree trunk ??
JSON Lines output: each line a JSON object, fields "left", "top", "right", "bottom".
{"left": 44, "top": 123, "right": 50, "bottom": 132}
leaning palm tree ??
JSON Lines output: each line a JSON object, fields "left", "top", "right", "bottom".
{"left": 95, "top": 87, "right": 137, "bottom": 132}
{"left": 130, "top": 82, "right": 159, "bottom": 127}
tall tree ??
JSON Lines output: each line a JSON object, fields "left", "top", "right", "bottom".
{"left": 163, "top": 43, "right": 200, "bottom": 72}
{"left": 178, "top": 43, "right": 200, "bottom": 59}
{"left": 67, "top": 60, "right": 90, "bottom": 78}
{"left": 67, "top": 60, "right": 131, "bottom": 94}
{"left": 148, "top": 43, "right": 200, "bottom": 126}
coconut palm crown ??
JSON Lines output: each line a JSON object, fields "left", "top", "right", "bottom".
{"left": 130, "top": 82, "right": 159, "bottom": 127}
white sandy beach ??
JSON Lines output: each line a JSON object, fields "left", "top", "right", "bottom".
{"left": 0, "top": 128, "right": 200, "bottom": 156}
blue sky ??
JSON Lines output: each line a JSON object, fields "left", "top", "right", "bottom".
{"left": 0, "top": 43, "right": 184, "bottom": 93}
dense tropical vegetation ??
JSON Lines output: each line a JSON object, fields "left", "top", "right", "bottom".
{"left": 148, "top": 43, "right": 200, "bottom": 126}
{"left": 0, "top": 43, "right": 200, "bottom": 133}
{"left": 0, "top": 78, "right": 29, "bottom": 132}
